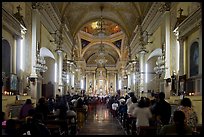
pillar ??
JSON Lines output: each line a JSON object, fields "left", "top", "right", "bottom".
{"left": 164, "top": 9, "right": 171, "bottom": 79}
{"left": 178, "top": 38, "right": 184, "bottom": 76}
{"left": 94, "top": 72, "right": 96, "bottom": 95}
{"left": 139, "top": 50, "right": 147, "bottom": 97}
{"left": 30, "top": 5, "right": 41, "bottom": 101}
{"left": 163, "top": 4, "right": 171, "bottom": 98}
{"left": 12, "top": 38, "right": 17, "bottom": 74}
{"left": 56, "top": 49, "right": 64, "bottom": 95}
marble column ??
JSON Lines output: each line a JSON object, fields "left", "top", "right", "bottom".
{"left": 139, "top": 50, "right": 147, "bottom": 97}
{"left": 30, "top": 6, "right": 41, "bottom": 101}
{"left": 12, "top": 38, "right": 17, "bottom": 74}
{"left": 178, "top": 38, "right": 184, "bottom": 76}
{"left": 56, "top": 49, "right": 64, "bottom": 96}
{"left": 164, "top": 10, "right": 171, "bottom": 79}
{"left": 94, "top": 72, "right": 96, "bottom": 95}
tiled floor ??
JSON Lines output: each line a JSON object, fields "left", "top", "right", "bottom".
{"left": 77, "top": 103, "right": 126, "bottom": 135}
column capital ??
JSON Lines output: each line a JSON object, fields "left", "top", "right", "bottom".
{"left": 177, "top": 37, "right": 185, "bottom": 44}
{"left": 159, "top": 2, "right": 171, "bottom": 12}
{"left": 32, "top": 2, "right": 44, "bottom": 10}
{"left": 55, "top": 48, "right": 64, "bottom": 54}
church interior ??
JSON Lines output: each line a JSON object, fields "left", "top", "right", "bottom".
{"left": 2, "top": 2, "right": 202, "bottom": 135}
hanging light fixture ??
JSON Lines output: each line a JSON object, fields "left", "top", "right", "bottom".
{"left": 95, "top": 6, "right": 107, "bottom": 65}
{"left": 33, "top": 42, "right": 48, "bottom": 73}
{"left": 154, "top": 44, "right": 167, "bottom": 76}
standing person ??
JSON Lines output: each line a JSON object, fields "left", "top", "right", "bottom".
{"left": 19, "top": 99, "right": 34, "bottom": 119}
{"left": 150, "top": 92, "right": 171, "bottom": 126}
{"left": 159, "top": 110, "right": 192, "bottom": 135}
{"left": 177, "top": 97, "right": 198, "bottom": 131}
{"left": 126, "top": 91, "right": 135, "bottom": 111}
{"left": 127, "top": 96, "right": 138, "bottom": 116}
{"left": 132, "top": 98, "right": 152, "bottom": 127}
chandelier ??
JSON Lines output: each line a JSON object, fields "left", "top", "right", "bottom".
{"left": 154, "top": 45, "right": 167, "bottom": 76}
{"left": 95, "top": 43, "right": 107, "bottom": 65}
{"left": 33, "top": 42, "right": 48, "bottom": 73}
{"left": 95, "top": 6, "right": 107, "bottom": 65}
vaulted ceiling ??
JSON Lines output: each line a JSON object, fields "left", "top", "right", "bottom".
{"left": 52, "top": 2, "right": 153, "bottom": 67}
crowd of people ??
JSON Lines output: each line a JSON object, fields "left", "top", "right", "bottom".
{"left": 2, "top": 93, "right": 96, "bottom": 135}
{"left": 106, "top": 91, "right": 199, "bottom": 135}
{"left": 1, "top": 91, "right": 200, "bottom": 135}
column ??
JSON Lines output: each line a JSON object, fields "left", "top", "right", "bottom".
{"left": 139, "top": 50, "right": 147, "bottom": 97}
{"left": 139, "top": 50, "right": 146, "bottom": 97}
{"left": 164, "top": 9, "right": 171, "bottom": 79}
{"left": 178, "top": 38, "right": 184, "bottom": 76}
{"left": 12, "top": 38, "right": 17, "bottom": 74}
{"left": 163, "top": 5, "right": 171, "bottom": 98}
{"left": 115, "top": 73, "right": 117, "bottom": 95}
{"left": 93, "top": 72, "right": 96, "bottom": 95}
{"left": 56, "top": 49, "right": 64, "bottom": 95}
{"left": 199, "top": 23, "right": 202, "bottom": 95}
{"left": 106, "top": 72, "right": 109, "bottom": 95}
{"left": 127, "top": 73, "right": 131, "bottom": 90}
{"left": 30, "top": 5, "right": 41, "bottom": 101}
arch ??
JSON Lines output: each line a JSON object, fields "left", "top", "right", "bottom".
{"left": 190, "top": 41, "right": 199, "bottom": 77}
{"left": 2, "top": 39, "right": 11, "bottom": 75}
{"left": 81, "top": 41, "right": 121, "bottom": 59}
{"left": 73, "top": 17, "right": 128, "bottom": 39}
{"left": 146, "top": 48, "right": 162, "bottom": 62}
{"left": 40, "top": 47, "right": 55, "bottom": 60}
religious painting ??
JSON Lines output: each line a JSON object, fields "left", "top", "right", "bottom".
{"left": 190, "top": 42, "right": 199, "bottom": 77}
{"left": 10, "top": 73, "right": 18, "bottom": 91}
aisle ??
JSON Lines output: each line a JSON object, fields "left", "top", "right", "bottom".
{"left": 77, "top": 103, "right": 126, "bottom": 135}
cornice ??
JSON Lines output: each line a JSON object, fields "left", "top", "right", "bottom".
{"left": 2, "top": 8, "right": 27, "bottom": 38}
{"left": 39, "top": 2, "right": 73, "bottom": 48}
{"left": 173, "top": 8, "right": 201, "bottom": 39}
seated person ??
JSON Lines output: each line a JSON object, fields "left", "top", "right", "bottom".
{"left": 159, "top": 110, "right": 192, "bottom": 135}
{"left": 19, "top": 99, "right": 34, "bottom": 119}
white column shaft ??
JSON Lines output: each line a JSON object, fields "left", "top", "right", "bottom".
{"left": 139, "top": 51, "right": 146, "bottom": 94}
{"left": 165, "top": 11, "right": 171, "bottom": 79}
{"left": 31, "top": 9, "right": 40, "bottom": 77}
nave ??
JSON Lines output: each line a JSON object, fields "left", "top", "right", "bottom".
{"left": 77, "top": 103, "right": 126, "bottom": 135}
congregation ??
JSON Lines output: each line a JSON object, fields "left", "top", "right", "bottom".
{"left": 1, "top": 91, "right": 201, "bottom": 135}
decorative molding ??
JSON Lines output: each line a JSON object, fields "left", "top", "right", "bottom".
{"left": 2, "top": 8, "right": 27, "bottom": 38}
{"left": 174, "top": 8, "right": 201, "bottom": 38}
{"left": 130, "top": 2, "right": 164, "bottom": 57}
{"left": 39, "top": 2, "right": 73, "bottom": 53}
{"left": 142, "top": 2, "right": 164, "bottom": 33}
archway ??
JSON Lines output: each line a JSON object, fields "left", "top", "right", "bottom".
{"left": 40, "top": 47, "right": 56, "bottom": 99}
{"left": 2, "top": 39, "right": 11, "bottom": 93}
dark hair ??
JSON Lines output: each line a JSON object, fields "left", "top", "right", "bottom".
{"left": 5, "top": 119, "right": 17, "bottom": 135}
{"left": 1, "top": 111, "right": 5, "bottom": 122}
{"left": 129, "top": 92, "right": 135, "bottom": 97}
{"left": 131, "top": 96, "right": 137, "bottom": 103}
{"left": 145, "top": 97, "right": 151, "bottom": 107}
{"left": 173, "top": 110, "right": 186, "bottom": 135}
{"left": 158, "top": 92, "right": 165, "bottom": 100}
{"left": 138, "top": 99, "right": 146, "bottom": 108}
{"left": 180, "top": 98, "right": 192, "bottom": 107}
{"left": 25, "top": 99, "right": 32, "bottom": 104}
{"left": 38, "top": 97, "right": 46, "bottom": 104}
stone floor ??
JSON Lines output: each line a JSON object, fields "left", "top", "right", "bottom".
{"left": 76, "top": 103, "right": 126, "bottom": 135}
